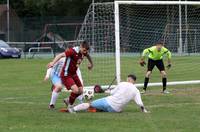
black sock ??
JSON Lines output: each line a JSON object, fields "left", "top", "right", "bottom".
{"left": 162, "top": 78, "right": 167, "bottom": 91}
{"left": 143, "top": 77, "right": 149, "bottom": 90}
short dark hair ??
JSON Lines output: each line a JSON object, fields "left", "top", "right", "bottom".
{"left": 67, "top": 43, "right": 74, "bottom": 49}
{"left": 156, "top": 40, "right": 164, "bottom": 45}
{"left": 127, "top": 74, "right": 137, "bottom": 81}
{"left": 81, "top": 41, "right": 90, "bottom": 50}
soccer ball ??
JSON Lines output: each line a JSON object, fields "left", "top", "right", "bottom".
{"left": 83, "top": 89, "right": 94, "bottom": 100}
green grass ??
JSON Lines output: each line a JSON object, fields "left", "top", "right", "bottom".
{"left": 0, "top": 57, "right": 200, "bottom": 132}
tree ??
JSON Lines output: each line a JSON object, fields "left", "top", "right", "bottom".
{"left": 9, "top": 0, "right": 92, "bottom": 17}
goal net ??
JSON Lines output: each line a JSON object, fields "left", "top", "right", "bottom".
{"left": 77, "top": 1, "right": 200, "bottom": 88}
{"left": 77, "top": 2, "right": 116, "bottom": 88}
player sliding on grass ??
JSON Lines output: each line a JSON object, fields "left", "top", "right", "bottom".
{"left": 139, "top": 41, "right": 172, "bottom": 94}
{"left": 44, "top": 57, "right": 84, "bottom": 110}
{"left": 47, "top": 41, "right": 93, "bottom": 110}
{"left": 67, "top": 74, "right": 148, "bottom": 113}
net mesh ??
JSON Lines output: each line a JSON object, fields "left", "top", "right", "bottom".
{"left": 118, "top": 4, "right": 200, "bottom": 81}
{"left": 77, "top": 3, "right": 115, "bottom": 86}
{"left": 77, "top": 2, "right": 200, "bottom": 86}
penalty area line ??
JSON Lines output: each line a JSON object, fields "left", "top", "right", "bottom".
{"left": 0, "top": 100, "right": 47, "bottom": 105}
{"left": 146, "top": 102, "right": 200, "bottom": 108}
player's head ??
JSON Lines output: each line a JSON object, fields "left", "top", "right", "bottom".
{"left": 127, "top": 74, "right": 137, "bottom": 84}
{"left": 67, "top": 43, "right": 74, "bottom": 49}
{"left": 155, "top": 41, "right": 164, "bottom": 51}
{"left": 80, "top": 41, "right": 90, "bottom": 55}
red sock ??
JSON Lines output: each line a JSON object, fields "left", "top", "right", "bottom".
{"left": 69, "top": 92, "right": 80, "bottom": 105}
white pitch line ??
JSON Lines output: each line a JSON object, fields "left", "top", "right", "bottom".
{"left": 1, "top": 97, "right": 34, "bottom": 100}
{"left": 0, "top": 94, "right": 52, "bottom": 100}
{"left": 146, "top": 102, "right": 200, "bottom": 108}
{"left": 0, "top": 100, "right": 47, "bottom": 105}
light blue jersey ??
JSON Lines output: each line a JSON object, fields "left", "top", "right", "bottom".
{"left": 50, "top": 57, "right": 83, "bottom": 85}
{"left": 51, "top": 57, "right": 65, "bottom": 77}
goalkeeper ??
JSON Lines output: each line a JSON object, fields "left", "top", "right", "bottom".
{"left": 139, "top": 41, "right": 172, "bottom": 94}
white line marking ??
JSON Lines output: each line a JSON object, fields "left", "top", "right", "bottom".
{"left": 147, "top": 102, "right": 200, "bottom": 108}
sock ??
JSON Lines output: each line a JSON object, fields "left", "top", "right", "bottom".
{"left": 73, "top": 103, "right": 90, "bottom": 112}
{"left": 69, "top": 92, "right": 80, "bottom": 105}
{"left": 143, "top": 77, "right": 149, "bottom": 90}
{"left": 50, "top": 91, "right": 59, "bottom": 105}
{"left": 162, "top": 78, "right": 167, "bottom": 91}
{"left": 77, "top": 94, "right": 84, "bottom": 104}
{"left": 51, "top": 85, "right": 55, "bottom": 92}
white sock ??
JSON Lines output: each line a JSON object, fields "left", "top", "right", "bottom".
{"left": 50, "top": 91, "right": 59, "bottom": 105}
{"left": 73, "top": 103, "right": 90, "bottom": 112}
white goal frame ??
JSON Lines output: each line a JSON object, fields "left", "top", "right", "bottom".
{"left": 114, "top": 1, "right": 200, "bottom": 85}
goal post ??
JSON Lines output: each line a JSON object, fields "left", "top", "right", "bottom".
{"left": 114, "top": 2, "right": 121, "bottom": 84}
{"left": 114, "top": 0, "right": 200, "bottom": 85}
{"left": 77, "top": 1, "right": 200, "bottom": 89}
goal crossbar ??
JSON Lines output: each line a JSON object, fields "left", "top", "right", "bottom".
{"left": 115, "top": 1, "right": 200, "bottom": 5}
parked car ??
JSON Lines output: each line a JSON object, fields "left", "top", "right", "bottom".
{"left": 0, "top": 40, "right": 21, "bottom": 58}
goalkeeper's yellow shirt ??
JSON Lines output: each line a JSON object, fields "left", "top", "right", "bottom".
{"left": 142, "top": 46, "right": 172, "bottom": 60}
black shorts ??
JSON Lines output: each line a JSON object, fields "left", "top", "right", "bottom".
{"left": 147, "top": 59, "right": 165, "bottom": 71}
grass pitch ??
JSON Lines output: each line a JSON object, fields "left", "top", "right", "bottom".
{"left": 0, "top": 56, "right": 200, "bottom": 132}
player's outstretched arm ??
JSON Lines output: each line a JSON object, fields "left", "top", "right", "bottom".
{"left": 47, "top": 53, "right": 65, "bottom": 68}
{"left": 139, "top": 48, "right": 149, "bottom": 66}
{"left": 44, "top": 67, "right": 52, "bottom": 82}
{"left": 166, "top": 50, "right": 172, "bottom": 69}
{"left": 86, "top": 54, "right": 93, "bottom": 70}
{"left": 134, "top": 91, "right": 149, "bottom": 113}
{"left": 167, "top": 58, "right": 172, "bottom": 69}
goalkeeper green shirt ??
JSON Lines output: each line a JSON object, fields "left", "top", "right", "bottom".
{"left": 142, "top": 46, "right": 172, "bottom": 60}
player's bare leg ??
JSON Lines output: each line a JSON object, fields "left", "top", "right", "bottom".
{"left": 49, "top": 84, "right": 62, "bottom": 109}
{"left": 160, "top": 70, "right": 169, "bottom": 94}
{"left": 78, "top": 87, "right": 83, "bottom": 94}
{"left": 63, "top": 85, "right": 83, "bottom": 113}
{"left": 64, "top": 85, "right": 83, "bottom": 111}
{"left": 141, "top": 71, "right": 152, "bottom": 94}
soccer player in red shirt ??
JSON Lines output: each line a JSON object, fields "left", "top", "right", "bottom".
{"left": 47, "top": 41, "right": 93, "bottom": 109}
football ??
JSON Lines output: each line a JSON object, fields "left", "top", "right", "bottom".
{"left": 83, "top": 89, "right": 94, "bottom": 100}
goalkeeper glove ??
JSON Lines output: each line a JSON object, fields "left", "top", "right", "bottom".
{"left": 139, "top": 60, "right": 146, "bottom": 67}
{"left": 166, "top": 64, "right": 171, "bottom": 69}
